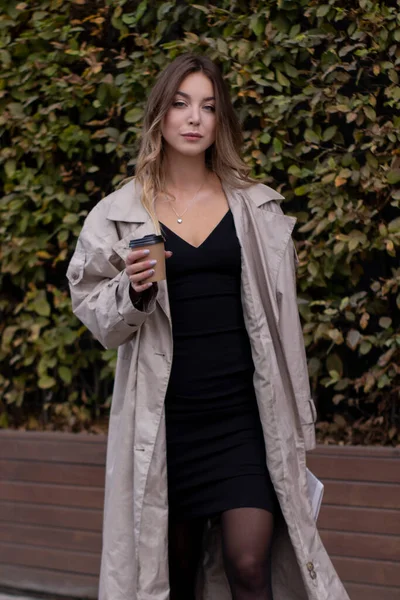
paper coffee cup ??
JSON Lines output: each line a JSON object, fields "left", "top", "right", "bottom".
{"left": 129, "top": 234, "right": 166, "bottom": 282}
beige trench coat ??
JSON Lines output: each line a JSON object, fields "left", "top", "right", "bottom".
{"left": 67, "top": 179, "right": 349, "bottom": 600}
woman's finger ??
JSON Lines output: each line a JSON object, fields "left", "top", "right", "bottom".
{"left": 129, "top": 268, "right": 155, "bottom": 284}
{"left": 126, "top": 259, "right": 157, "bottom": 277}
{"left": 126, "top": 249, "right": 150, "bottom": 265}
{"left": 132, "top": 280, "right": 153, "bottom": 294}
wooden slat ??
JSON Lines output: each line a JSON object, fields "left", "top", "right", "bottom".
{"left": 323, "top": 481, "right": 400, "bottom": 509}
{"left": 345, "top": 582, "right": 400, "bottom": 600}
{"left": 0, "top": 523, "right": 101, "bottom": 553}
{"left": 318, "top": 505, "right": 400, "bottom": 536}
{"left": 309, "top": 445, "right": 400, "bottom": 459}
{"left": 308, "top": 454, "right": 400, "bottom": 483}
{"left": 0, "top": 436, "right": 106, "bottom": 465}
{"left": 333, "top": 556, "right": 400, "bottom": 587}
{"left": 0, "top": 542, "right": 100, "bottom": 575}
{"left": 0, "top": 564, "right": 98, "bottom": 598}
{"left": 321, "top": 530, "right": 400, "bottom": 561}
{"left": 0, "top": 501, "right": 103, "bottom": 531}
{"left": 0, "top": 459, "right": 105, "bottom": 487}
{"left": 0, "top": 482, "right": 104, "bottom": 509}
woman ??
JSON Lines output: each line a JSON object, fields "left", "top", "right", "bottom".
{"left": 67, "top": 54, "right": 349, "bottom": 600}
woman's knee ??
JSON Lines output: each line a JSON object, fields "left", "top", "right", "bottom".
{"left": 227, "top": 552, "right": 270, "bottom": 591}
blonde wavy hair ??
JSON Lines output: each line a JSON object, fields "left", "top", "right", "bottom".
{"left": 135, "top": 53, "right": 254, "bottom": 233}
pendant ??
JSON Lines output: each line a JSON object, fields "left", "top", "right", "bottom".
{"left": 177, "top": 218, "right": 183, "bottom": 224}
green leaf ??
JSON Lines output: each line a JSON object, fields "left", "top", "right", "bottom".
{"left": 387, "top": 170, "right": 400, "bottom": 184}
{"left": 5, "top": 160, "right": 17, "bottom": 178}
{"left": 316, "top": 5, "right": 330, "bottom": 17}
{"left": 125, "top": 108, "right": 143, "bottom": 123}
{"left": 250, "top": 14, "right": 265, "bottom": 36}
{"left": 363, "top": 106, "right": 376, "bottom": 121}
{"left": 304, "top": 129, "right": 320, "bottom": 144}
{"left": 32, "top": 292, "right": 51, "bottom": 317}
{"left": 322, "top": 126, "right": 337, "bottom": 142}
{"left": 276, "top": 70, "right": 290, "bottom": 87}
{"left": 294, "top": 185, "right": 309, "bottom": 196}
{"left": 288, "top": 165, "right": 301, "bottom": 176}
{"left": 326, "top": 353, "right": 343, "bottom": 377}
{"left": 58, "top": 366, "right": 72, "bottom": 384}
{"left": 388, "top": 217, "right": 400, "bottom": 233}
{"left": 38, "top": 375, "right": 56, "bottom": 390}
{"left": 379, "top": 317, "right": 392, "bottom": 329}
{"left": 360, "top": 341, "right": 372, "bottom": 355}
{"left": 260, "top": 133, "right": 271, "bottom": 144}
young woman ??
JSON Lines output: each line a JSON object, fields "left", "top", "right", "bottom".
{"left": 67, "top": 54, "right": 349, "bottom": 600}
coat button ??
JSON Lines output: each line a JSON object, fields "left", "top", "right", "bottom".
{"left": 72, "top": 272, "right": 79, "bottom": 280}
{"left": 310, "top": 570, "right": 317, "bottom": 580}
{"left": 306, "top": 562, "right": 314, "bottom": 571}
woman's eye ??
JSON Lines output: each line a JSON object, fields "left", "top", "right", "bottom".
{"left": 173, "top": 101, "right": 186, "bottom": 108}
{"left": 204, "top": 105, "right": 215, "bottom": 112}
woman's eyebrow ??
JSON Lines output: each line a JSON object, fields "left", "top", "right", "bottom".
{"left": 175, "top": 91, "right": 216, "bottom": 102}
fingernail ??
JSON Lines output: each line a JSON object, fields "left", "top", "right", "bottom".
{"left": 146, "top": 282, "right": 153, "bottom": 288}
{"left": 149, "top": 269, "right": 155, "bottom": 275}
{"left": 143, "top": 249, "right": 150, "bottom": 255}
{"left": 149, "top": 259, "right": 157, "bottom": 266}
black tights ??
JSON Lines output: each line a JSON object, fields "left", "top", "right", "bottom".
{"left": 168, "top": 508, "right": 274, "bottom": 600}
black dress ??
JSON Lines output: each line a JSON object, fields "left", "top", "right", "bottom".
{"left": 162, "top": 210, "right": 276, "bottom": 520}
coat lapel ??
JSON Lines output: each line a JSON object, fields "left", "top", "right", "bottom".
{"left": 223, "top": 182, "right": 296, "bottom": 295}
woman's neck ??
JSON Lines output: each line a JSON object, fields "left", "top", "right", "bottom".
{"left": 163, "top": 150, "right": 209, "bottom": 192}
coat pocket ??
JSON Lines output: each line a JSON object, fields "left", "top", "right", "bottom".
{"left": 66, "top": 252, "right": 85, "bottom": 286}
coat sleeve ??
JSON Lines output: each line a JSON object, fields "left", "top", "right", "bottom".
{"left": 276, "top": 237, "right": 317, "bottom": 451}
{"left": 67, "top": 210, "right": 156, "bottom": 350}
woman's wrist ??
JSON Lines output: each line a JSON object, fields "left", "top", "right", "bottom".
{"left": 129, "top": 283, "right": 157, "bottom": 311}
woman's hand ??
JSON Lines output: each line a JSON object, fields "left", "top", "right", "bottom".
{"left": 126, "top": 249, "right": 173, "bottom": 295}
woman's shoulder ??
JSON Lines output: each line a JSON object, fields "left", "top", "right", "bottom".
{"left": 245, "top": 182, "right": 284, "bottom": 204}
{"left": 240, "top": 182, "right": 285, "bottom": 214}
{"left": 83, "top": 178, "right": 145, "bottom": 230}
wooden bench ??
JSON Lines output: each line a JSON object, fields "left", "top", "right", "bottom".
{"left": 308, "top": 444, "right": 400, "bottom": 600}
{"left": 0, "top": 430, "right": 399, "bottom": 599}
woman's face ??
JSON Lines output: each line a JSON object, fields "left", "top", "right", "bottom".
{"left": 161, "top": 72, "right": 216, "bottom": 158}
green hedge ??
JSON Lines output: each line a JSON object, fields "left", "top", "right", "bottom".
{"left": 0, "top": 0, "right": 399, "bottom": 443}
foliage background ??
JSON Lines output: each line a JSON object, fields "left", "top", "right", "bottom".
{"left": 0, "top": 0, "right": 399, "bottom": 443}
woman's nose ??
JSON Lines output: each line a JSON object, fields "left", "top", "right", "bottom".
{"left": 188, "top": 106, "right": 201, "bottom": 125}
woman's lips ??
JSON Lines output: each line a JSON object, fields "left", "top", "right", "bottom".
{"left": 182, "top": 133, "right": 203, "bottom": 141}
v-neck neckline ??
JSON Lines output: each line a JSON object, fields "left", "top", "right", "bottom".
{"left": 160, "top": 210, "right": 231, "bottom": 250}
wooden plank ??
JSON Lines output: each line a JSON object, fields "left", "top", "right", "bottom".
{"left": 308, "top": 455, "right": 400, "bottom": 483}
{"left": 332, "top": 556, "right": 400, "bottom": 587}
{"left": 0, "top": 564, "right": 98, "bottom": 598}
{"left": 0, "top": 542, "right": 100, "bottom": 575}
{"left": 0, "top": 436, "right": 106, "bottom": 465}
{"left": 323, "top": 481, "right": 400, "bottom": 509}
{"left": 0, "top": 501, "right": 103, "bottom": 531}
{"left": 345, "top": 582, "right": 400, "bottom": 600}
{"left": 0, "top": 523, "right": 102, "bottom": 553}
{"left": 309, "top": 445, "right": 400, "bottom": 459}
{"left": 321, "top": 530, "right": 400, "bottom": 562}
{"left": 0, "top": 459, "right": 105, "bottom": 487}
{"left": 0, "top": 482, "right": 104, "bottom": 509}
{"left": 318, "top": 505, "right": 400, "bottom": 536}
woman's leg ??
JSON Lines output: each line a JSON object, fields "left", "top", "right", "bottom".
{"left": 221, "top": 507, "right": 274, "bottom": 600}
{"left": 168, "top": 516, "right": 206, "bottom": 600}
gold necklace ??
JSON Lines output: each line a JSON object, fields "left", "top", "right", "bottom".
{"left": 166, "top": 177, "right": 206, "bottom": 224}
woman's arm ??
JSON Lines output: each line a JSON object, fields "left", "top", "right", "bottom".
{"left": 67, "top": 215, "right": 156, "bottom": 350}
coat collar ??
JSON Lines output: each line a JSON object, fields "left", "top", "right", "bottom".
{"left": 105, "top": 178, "right": 284, "bottom": 224}
{"left": 106, "top": 178, "right": 149, "bottom": 224}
